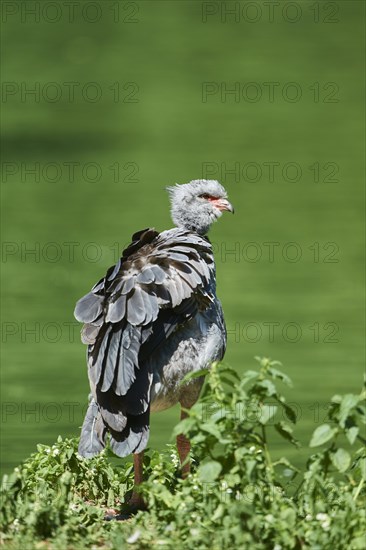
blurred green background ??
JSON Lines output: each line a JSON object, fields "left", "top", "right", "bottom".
{"left": 1, "top": 1, "right": 364, "bottom": 475}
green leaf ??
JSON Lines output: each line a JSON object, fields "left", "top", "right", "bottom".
{"left": 200, "top": 422, "right": 222, "bottom": 440}
{"left": 359, "top": 458, "right": 366, "bottom": 479}
{"left": 216, "top": 364, "right": 240, "bottom": 380}
{"left": 220, "top": 375, "right": 238, "bottom": 387}
{"left": 180, "top": 368, "right": 210, "bottom": 386}
{"left": 255, "top": 356, "right": 272, "bottom": 369}
{"left": 273, "top": 456, "right": 300, "bottom": 475}
{"left": 346, "top": 426, "right": 359, "bottom": 445}
{"left": 276, "top": 398, "right": 297, "bottom": 424}
{"left": 234, "top": 447, "right": 248, "bottom": 461}
{"left": 107, "top": 487, "right": 115, "bottom": 506}
{"left": 66, "top": 447, "right": 74, "bottom": 460}
{"left": 268, "top": 367, "right": 293, "bottom": 387}
{"left": 275, "top": 422, "right": 299, "bottom": 447}
{"left": 256, "top": 380, "right": 277, "bottom": 397}
{"left": 246, "top": 460, "right": 256, "bottom": 478}
{"left": 198, "top": 461, "right": 222, "bottom": 482}
{"left": 309, "top": 424, "right": 338, "bottom": 447}
{"left": 212, "top": 503, "right": 224, "bottom": 521}
{"left": 339, "top": 394, "right": 360, "bottom": 427}
{"left": 171, "top": 417, "right": 196, "bottom": 438}
{"left": 356, "top": 404, "right": 366, "bottom": 424}
{"left": 331, "top": 394, "right": 342, "bottom": 404}
{"left": 351, "top": 536, "right": 366, "bottom": 549}
{"left": 331, "top": 448, "right": 351, "bottom": 472}
{"left": 240, "top": 370, "right": 260, "bottom": 385}
{"left": 258, "top": 405, "right": 278, "bottom": 425}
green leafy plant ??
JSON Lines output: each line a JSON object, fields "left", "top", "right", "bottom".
{"left": 1, "top": 358, "right": 365, "bottom": 549}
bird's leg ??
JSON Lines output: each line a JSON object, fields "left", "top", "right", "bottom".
{"left": 177, "top": 408, "right": 191, "bottom": 478}
{"left": 128, "top": 451, "right": 146, "bottom": 510}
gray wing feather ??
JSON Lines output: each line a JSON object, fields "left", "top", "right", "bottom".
{"left": 149, "top": 265, "right": 166, "bottom": 283}
{"left": 126, "top": 287, "right": 146, "bottom": 325}
{"left": 81, "top": 323, "right": 100, "bottom": 345}
{"left": 110, "top": 426, "right": 149, "bottom": 458}
{"left": 101, "top": 330, "right": 121, "bottom": 392}
{"left": 136, "top": 268, "right": 155, "bottom": 284}
{"left": 100, "top": 406, "right": 127, "bottom": 432}
{"left": 107, "top": 259, "right": 121, "bottom": 281}
{"left": 92, "top": 279, "right": 105, "bottom": 292}
{"left": 120, "top": 277, "right": 135, "bottom": 295}
{"left": 155, "top": 283, "right": 171, "bottom": 305}
{"left": 166, "top": 278, "right": 180, "bottom": 307}
{"left": 115, "top": 325, "right": 141, "bottom": 396}
{"left": 105, "top": 295, "right": 126, "bottom": 323}
{"left": 171, "top": 271, "right": 187, "bottom": 302}
{"left": 78, "top": 399, "right": 106, "bottom": 458}
{"left": 168, "top": 252, "right": 189, "bottom": 262}
{"left": 74, "top": 292, "right": 103, "bottom": 323}
{"left": 109, "top": 409, "right": 150, "bottom": 457}
{"left": 89, "top": 325, "right": 112, "bottom": 387}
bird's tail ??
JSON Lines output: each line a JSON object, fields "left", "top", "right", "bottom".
{"left": 78, "top": 399, "right": 105, "bottom": 458}
{"left": 78, "top": 396, "right": 150, "bottom": 458}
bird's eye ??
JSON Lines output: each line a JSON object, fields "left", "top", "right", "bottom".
{"left": 199, "top": 194, "right": 211, "bottom": 199}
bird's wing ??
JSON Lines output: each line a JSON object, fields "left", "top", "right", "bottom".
{"left": 74, "top": 227, "right": 214, "bottom": 396}
{"left": 74, "top": 227, "right": 215, "bottom": 457}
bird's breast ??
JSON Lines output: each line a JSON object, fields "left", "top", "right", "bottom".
{"left": 149, "top": 304, "right": 226, "bottom": 412}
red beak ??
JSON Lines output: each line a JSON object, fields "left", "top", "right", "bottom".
{"left": 212, "top": 198, "right": 235, "bottom": 213}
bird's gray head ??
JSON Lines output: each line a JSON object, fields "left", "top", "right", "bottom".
{"left": 166, "top": 179, "right": 234, "bottom": 235}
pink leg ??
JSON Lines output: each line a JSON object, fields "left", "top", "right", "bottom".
{"left": 177, "top": 408, "right": 191, "bottom": 478}
{"left": 128, "top": 451, "right": 146, "bottom": 510}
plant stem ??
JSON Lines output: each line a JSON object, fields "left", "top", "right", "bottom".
{"left": 261, "top": 425, "right": 273, "bottom": 479}
{"left": 353, "top": 477, "right": 364, "bottom": 501}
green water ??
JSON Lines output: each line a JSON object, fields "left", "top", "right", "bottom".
{"left": 1, "top": 1, "right": 364, "bottom": 474}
